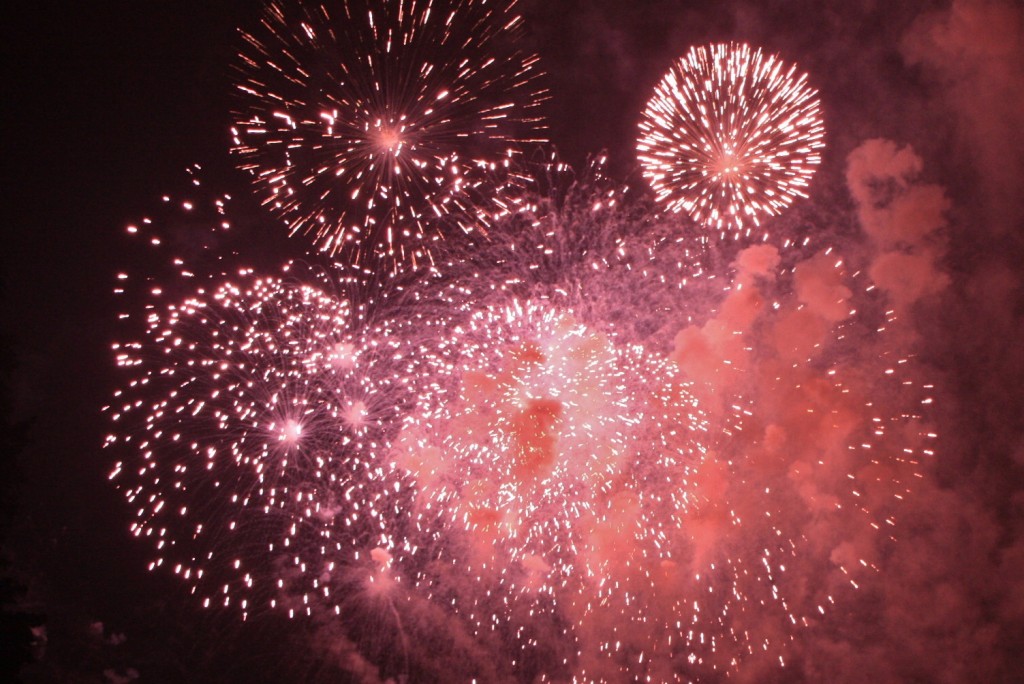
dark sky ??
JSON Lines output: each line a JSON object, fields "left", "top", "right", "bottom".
{"left": 3, "top": 0, "right": 1023, "bottom": 682}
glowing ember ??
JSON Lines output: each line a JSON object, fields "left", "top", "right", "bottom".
{"left": 104, "top": 12, "right": 940, "bottom": 681}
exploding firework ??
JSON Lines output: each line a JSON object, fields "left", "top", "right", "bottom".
{"left": 388, "top": 298, "right": 801, "bottom": 681}
{"left": 231, "top": 0, "right": 549, "bottom": 273}
{"left": 428, "top": 151, "right": 726, "bottom": 346}
{"left": 637, "top": 42, "right": 825, "bottom": 238}
{"left": 108, "top": 162, "right": 935, "bottom": 681}
{"left": 396, "top": 300, "right": 709, "bottom": 585}
{"left": 107, "top": 272, "right": 438, "bottom": 622}
{"left": 107, "top": 8, "right": 942, "bottom": 681}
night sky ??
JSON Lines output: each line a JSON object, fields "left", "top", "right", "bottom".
{"left": 2, "top": 1, "right": 1022, "bottom": 682}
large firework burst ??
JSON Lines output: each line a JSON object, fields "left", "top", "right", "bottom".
{"left": 231, "top": 0, "right": 548, "bottom": 273}
{"left": 108, "top": 171, "right": 931, "bottom": 680}
{"left": 396, "top": 300, "right": 709, "bottom": 585}
{"left": 637, "top": 42, "right": 825, "bottom": 239}
{"left": 106, "top": 3, "right": 941, "bottom": 677}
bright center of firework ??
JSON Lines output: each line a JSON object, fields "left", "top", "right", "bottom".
{"left": 712, "top": 148, "right": 745, "bottom": 177}
{"left": 397, "top": 302, "right": 707, "bottom": 583}
{"left": 373, "top": 124, "right": 405, "bottom": 155}
{"left": 328, "top": 341, "right": 356, "bottom": 370}
{"left": 280, "top": 418, "right": 303, "bottom": 445}
{"left": 344, "top": 400, "right": 370, "bottom": 430}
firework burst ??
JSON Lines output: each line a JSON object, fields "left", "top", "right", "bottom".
{"left": 107, "top": 272, "right": 438, "bottom": 621}
{"left": 106, "top": 7, "right": 943, "bottom": 680}
{"left": 396, "top": 300, "right": 709, "bottom": 587}
{"left": 637, "top": 42, "right": 825, "bottom": 239}
{"left": 108, "top": 161, "right": 937, "bottom": 681}
{"left": 231, "top": 0, "right": 548, "bottom": 273}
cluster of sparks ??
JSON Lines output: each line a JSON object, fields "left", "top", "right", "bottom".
{"left": 397, "top": 300, "right": 710, "bottom": 589}
{"left": 637, "top": 42, "right": 825, "bottom": 239}
{"left": 109, "top": 270, "right": 427, "bottom": 617}
{"left": 231, "top": 0, "right": 547, "bottom": 274}
{"left": 106, "top": 5, "right": 935, "bottom": 681}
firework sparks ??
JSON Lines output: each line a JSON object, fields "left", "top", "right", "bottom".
{"left": 105, "top": 11, "right": 941, "bottom": 681}
{"left": 397, "top": 300, "right": 709, "bottom": 585}
{"left": 106, "top": 153, "right": 938, "bottom": 681}
{"left": 107, "top": 272, "right": 436, "bottom": 621}
{"left": 637, "top": 42, "right": 825, "bottom": 239}
{"left": 231, "top": 0, "right": 548, "bottom": 273}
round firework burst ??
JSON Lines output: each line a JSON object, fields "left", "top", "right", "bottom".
{"left": 231, "top": 0, "right": 548, "bottom": 273}
{"left": 637, "top": 42, "right": 825, "bottom": 238}
{"left": 107, "top": 274, "right": 429, "bottom": 619}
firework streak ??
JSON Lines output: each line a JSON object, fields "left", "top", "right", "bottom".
{"left": 231, "top": 0, "right": 548, "bottom": 273}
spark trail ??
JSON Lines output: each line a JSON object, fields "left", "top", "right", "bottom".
{"left": 106, "top": 13, "right": 938, "bottom": 681}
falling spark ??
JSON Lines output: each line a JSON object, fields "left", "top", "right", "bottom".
{"left": 104, "top": 17, "right": 937, "bottom": 682}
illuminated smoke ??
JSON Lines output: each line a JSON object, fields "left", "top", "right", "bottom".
{"left": 396, "top": 299, "right": 708, "bottom": 586}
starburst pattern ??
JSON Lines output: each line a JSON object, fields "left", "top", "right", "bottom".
{"left": 105, "top": 9, "right": 944, "bottom": 679}
{"left": 397, "top": 300, "right": 709, "bottom": 584}
{"left": 637, "top": 42, "right": 825, "bottom": 238}
{"left": 108, "top": 273, "right": 434, "bottom": 619}
{"left": 231, "top": 0, "right": 548, "bottom": 273}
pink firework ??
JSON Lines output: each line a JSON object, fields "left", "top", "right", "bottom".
{"left": 637, "top": 43, "right": 825, "bottom": 239}
{"left": 104, "top": 8, "right": 947, "bottom": 674}
{"left": 108, "top": 273, "right": 430, "bottom": 620}
{"left": 231, "top": 0, "right": 549, "bottom": 273}
{"left": 397, "top": 300, "right": 709, "bottom": 586}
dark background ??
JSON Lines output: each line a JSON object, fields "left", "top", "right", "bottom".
{"left": 3, "top": 0, "right": 1022, "bottom": 682}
